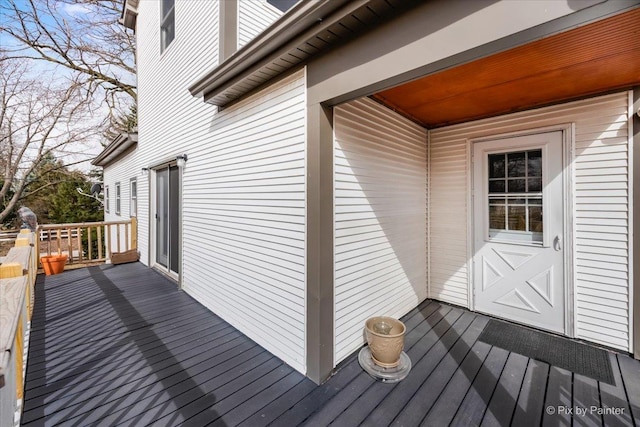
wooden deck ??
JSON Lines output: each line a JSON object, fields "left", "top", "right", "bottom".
{"left": 21, "top": 263, "right": 640, "bottom": 426}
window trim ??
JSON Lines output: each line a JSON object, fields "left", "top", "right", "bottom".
{"left": 130, "top": 178, "right": 137, "bottom": 217}
{"left": 115, "top": 182, "right": 121, "bottom": 216}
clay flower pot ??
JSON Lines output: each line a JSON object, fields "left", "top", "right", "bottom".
{"left": 365, "top": 316, "right": 406, "bottom": 368}
{"left": 41, "top": 254, "right": 68, "bottom": 275}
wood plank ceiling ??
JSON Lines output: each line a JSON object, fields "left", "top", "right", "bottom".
{"left": 374, "top": 7, "right": 640, "bottom": 128}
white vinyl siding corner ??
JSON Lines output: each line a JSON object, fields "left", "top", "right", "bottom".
{"left": 429, "top": 92, "right": 632, "bottom": 351}
{"left": 334, "top": 97, "right": 428, "bottom": 364}
{"left": 181, "top": 69, "right": 307, "bottom": 373}
{"left": 238, "top": 0, "right": 282, "bottom": 49}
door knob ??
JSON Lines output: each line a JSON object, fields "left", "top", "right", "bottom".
{"left": 554, "top": 235, "right": 562, "bottom": 251}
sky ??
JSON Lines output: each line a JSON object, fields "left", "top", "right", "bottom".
{"left": 1, "top": 0, "right": 130, "bottom": 174}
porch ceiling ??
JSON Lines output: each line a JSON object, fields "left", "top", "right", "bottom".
{"left": 373, "top": 7, "right": 640, "bottom": 128}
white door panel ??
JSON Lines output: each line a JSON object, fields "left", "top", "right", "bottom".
{"left": 473, "top": 131, "right": 565, "bottom": 333}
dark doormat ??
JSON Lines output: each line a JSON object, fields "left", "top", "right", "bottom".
{"left": 478, "top": 319, "right": 615, "bottom": 385}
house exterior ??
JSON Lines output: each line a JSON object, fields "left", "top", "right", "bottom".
{"left": 96, "top": 0, "right": 640, "bottom": 384}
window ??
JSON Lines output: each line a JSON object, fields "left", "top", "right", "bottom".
{"left": 267, "top": 0, "right": 299, "bottom": 12}
{"left": 115, "top": 182, "right": 121, "bottom": 215}
{"left": 487, "top": 149, "right": 543, "bottom": 243}
{"left": 130, "top": 178, "right": 137, "bottom": 217}
{"left": 105, "top": 186, "right": 110, "bottom": 213}
{"left": 161, "top": 0, "right": 175, "bottom": 52}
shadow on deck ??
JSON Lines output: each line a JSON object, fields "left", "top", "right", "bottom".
{"left": 21, "top": 263, "right": 640, "bottom": 426}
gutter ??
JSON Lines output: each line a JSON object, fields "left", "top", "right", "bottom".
{"left": 188, "top": 0, "right": 368, "bottom": 105}
{"left": 92, "top": 132, "right": 138, "bottom": 167}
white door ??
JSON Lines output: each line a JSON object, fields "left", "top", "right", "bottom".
{"left": 473, "top": 131, "right": 565, "bottom": 334}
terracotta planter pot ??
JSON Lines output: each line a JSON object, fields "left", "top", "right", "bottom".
{"left": 365, "top": 316, "right": 406, "bottom": 368}
{"left": 41, "top": 255, "right": 68, "bottom": 275}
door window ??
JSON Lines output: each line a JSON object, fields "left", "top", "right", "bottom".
{"left": 487, "top": 149, "right": 543, "bottom": 244}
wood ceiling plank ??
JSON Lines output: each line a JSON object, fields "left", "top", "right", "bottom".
{"left": 375, "top": 8, "right": 640, "bottom": 128}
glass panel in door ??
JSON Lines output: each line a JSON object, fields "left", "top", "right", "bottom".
{"left": 156, "top": 168, "right": 169, "bottom": 267}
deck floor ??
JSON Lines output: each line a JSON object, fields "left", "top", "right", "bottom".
{"left": 22, "top": 263, "right": 640, "bottom": 426}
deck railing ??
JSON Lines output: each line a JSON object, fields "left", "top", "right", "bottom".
{"left": 0, "top": 218, "right": 138, "bottom": 426}
{"left": 0, "top": 231, "right": 37, "bottom": 427}
{"left": 37, "top": 218, "right": 137, "bottom": 267}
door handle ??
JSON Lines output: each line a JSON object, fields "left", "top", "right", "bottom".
{"left": 554, "top": 235, "right": 562, "bottom": 251}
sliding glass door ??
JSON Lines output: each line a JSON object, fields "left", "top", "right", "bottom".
{"left": 155, "top": 165, "right": 180, "bottom": 276}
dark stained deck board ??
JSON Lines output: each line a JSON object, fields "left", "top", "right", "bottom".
{"left": 618, "top": 354, "right": 640, "bottom": 425}
{"left": 408, "top": 318, "right": 491, "bottom": 426}
{"left": 541, "top": 366, "right": 573, "bottom": 427}
{"left": 25, "top": 318, "right": 235, "bottom": 391}
{"left": 271, "top": 302, "right": 456, "bottom": 427}
{"left": 359, "top": 310, "right": 477, "bottom": 426}
{"left": 21, "top": 263, "right": 640, "bottom": 426}
{"left": 22, "top": 334, "right": 259, "bottom": 423}
{"left": 511, "top": 358, "right": 550, "bottom": 426}
{"left": 27, "top": 302, "right": 207, "bottom": 354}
{"left": 298, "top": 304, "right": 455, "bottom": 426}
{"left": 599, "top": 354, "right": 634, "bottom": 427}
{"left": 573, "top": 374, "right": 604, "bottom": 427}
{"left": 323, "top": 306, "right": 467, "bottom": 425}
{"left": 309, "top": 302, "right": 447, "bottom": 427}
{"left": 25, "top": 314, "right": 232, "bottom": 384}
{"left": 94, "top": 356, "right": 286, "bottom": 426}
{"left": 449, "top": 345, "right": 510, "bottom": 426}
{"left": 480, "top": 352, "right": 530, "bottom": 426}
{"left": 236, "top": 377, "right": 318, "bottom": 426}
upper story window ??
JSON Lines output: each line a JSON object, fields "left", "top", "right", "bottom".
{"left": 115, "top": 182, "right": 121, "bottom": 215}
{"left": 161, "top": 0, "right": 175, "bottom": 53}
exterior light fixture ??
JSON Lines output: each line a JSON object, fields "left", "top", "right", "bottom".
{"left": 176, "top": 154, "right": 188, "bottom": 168}
{"left": 141, "top": 167, "right": 149, "bottom": 176}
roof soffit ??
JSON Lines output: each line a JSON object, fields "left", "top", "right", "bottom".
{"left": 189, "top": 0, "right": 419, "bottom": 106}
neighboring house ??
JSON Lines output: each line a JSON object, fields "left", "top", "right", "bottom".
{"left": 96, "top": 0, "right": 640, "bottom": 384}
{"left": 92, "top": 131, "right": 138, "bottom": 253}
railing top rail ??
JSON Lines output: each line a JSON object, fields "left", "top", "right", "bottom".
{"left": 38, "top": 220, "right": 132, "bottom": 229}
{"left": 0, "top": 275, "right": 28, "bottom": 387}
{"left": 2, "top": 247, "right": 31, "bottom": 273}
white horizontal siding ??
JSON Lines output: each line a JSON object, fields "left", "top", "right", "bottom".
{"left": 134, "top": 0, "right": 220, "bottom": 267}
{"left": 130, "top": 1, "right": 307, "bottom": 373}
{"left": 334, "top": 97, "right": 428, "bottom": 364}
{"left": 182, "top": 70, "right": 307, "bottom": 373}
{"left": 429, "top": 92, "right": 631, "bottom": 351}
{"left": 238, "top": 0, "right": 282, "bottom": 48}
{"left": 428, "top": 134, "right": 469, "bottom": 307}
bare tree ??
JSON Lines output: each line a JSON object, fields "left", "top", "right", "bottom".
{"left": 0, "top": 0, "right": 136, "bottom": 123}
{"left": 0, "top": 57, "right": 103, "bottom": 225}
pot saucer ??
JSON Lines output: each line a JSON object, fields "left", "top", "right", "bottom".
{"left": 358, "top": 347, "right": 411, "bottom": 383}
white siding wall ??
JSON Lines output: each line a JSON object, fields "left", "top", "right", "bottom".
{"left": 135, "top": 0, "right": 220, "bottom": 268}
{"left": 103, "top": 149, "right": 138, "bottom": 256}
{"left": 183, "top": 70, "right": 307, "bottom": 373}
{"left": 334, "top": 98, "right": 428, "bottom": 364}
{"left": 131, "top": 1, "right": 307, "bottom": 372}
{"left": 429, "top": 92, "right": 632, "bottom": 351}
{"left": 238, "top": 0, "right": 282, "bottom": 49}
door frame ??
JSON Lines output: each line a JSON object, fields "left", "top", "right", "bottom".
{"left": 148, "top": 158, "right": 183, "bottom": 285}
{"left": 467, "top": 123, "right": 575, "bottom": 337}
